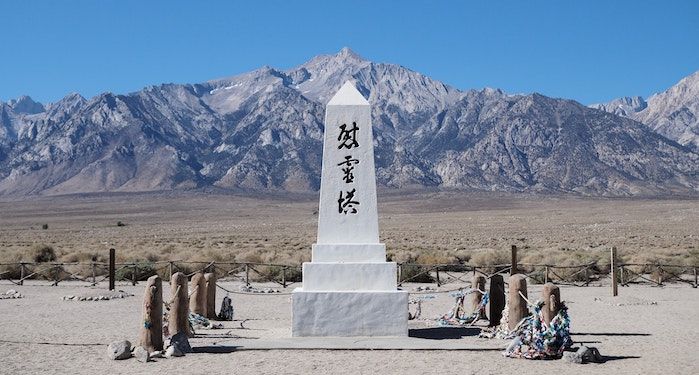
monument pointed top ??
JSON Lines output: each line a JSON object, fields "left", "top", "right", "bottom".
{"left": 327, "top": 81, "right": 369, "bottom": 106}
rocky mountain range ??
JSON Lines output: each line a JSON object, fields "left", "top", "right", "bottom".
{"left": 1, "top": 48, "right": 697, "bottom": 196}
{"left": 591, "top": 71, "right": 699, "bottom": 149}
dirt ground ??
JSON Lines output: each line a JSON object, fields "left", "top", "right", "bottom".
{"left": 0, "top": 280, "right": 696, "bottom": 375}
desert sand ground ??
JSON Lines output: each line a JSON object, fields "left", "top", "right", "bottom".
{"left": 0, "top": 280, "right": 696, "bottom": 375}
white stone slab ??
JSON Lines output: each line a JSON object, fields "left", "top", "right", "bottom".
{"left": 312, "top": 243, "right": 386, "bottom": 262}
{"left": 302, "top": 262, "right": 397, "bottom": 291}
{"left": 316, "top": 82, "right": 379, "bottom": 245}
{"left": 292, "top": 289, "right": 408, "bottom": 337}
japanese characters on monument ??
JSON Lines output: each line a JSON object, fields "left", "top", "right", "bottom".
{"left": 337, "top": 122, "right": 360, "bottom": 214}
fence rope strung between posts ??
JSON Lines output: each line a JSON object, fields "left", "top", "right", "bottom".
{"left": 2, "top": 259, "right": 697, "bottom": 289}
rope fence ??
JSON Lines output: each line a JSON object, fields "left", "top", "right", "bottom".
{"left": 1, "top": 253, "right": 696, "bottom": 290}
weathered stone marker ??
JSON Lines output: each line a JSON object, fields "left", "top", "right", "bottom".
{"left": 471, "top": 275, "right": 487, "bottom": 319}
{"left": 204, "top": 272, "right": 217, "bottom": 319}
{"left": 189, "top": 272, "right": 207, "bottom": 316}
{"left": 138, "top": 275, "right": 164, "bottom": 353}
{"left": 489, "top": 274, "right": 505, "bottom": 326}
{"left": 541, "top": 282, "right": 561, "bottom": 326}
{"left": 507, "top": 274, "right": 528, "bottom": 331}
{"left": 292, "top": 81, "right": 408, "bottom": 337}
{"left": 169, "top": 272, "right": 191, "bottom": 337}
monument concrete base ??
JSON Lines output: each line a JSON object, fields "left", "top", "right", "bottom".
{"left": 312, "top": 243, "right": 386, "bottom": 262}
{"left": 292, "top": 289, "right": 409, "bottom": 337}
{"left": 301, "top": 262, "right": 397, "bottom": 291}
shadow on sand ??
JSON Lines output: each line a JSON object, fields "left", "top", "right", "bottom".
{"left": 192, "top": 345, "right": 240, "bottom": 354}
{"left": 571, "top": 332, "right": 651, "bottom": 337}
{"left": 409, "top": 327, "right": 480, "bottom": 340}
{"left": 598, "top": 355, "right": 642, "bottom": 362}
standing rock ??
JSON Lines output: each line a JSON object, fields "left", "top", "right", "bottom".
{"left": 507, "top": 274, "right": 528, "bottom": 331}
{"left": 471, "top": 275, "right": 487, "bottom": 320}
{"left": 169, "top": 272, "right": 191, "bottom": 337}
{"left": 204, "top": 272, "right": 217, "bottom": 319}
{"left": 541, "top": 282, "right": 561, "bottom": 326}
{"left": 189, "top": 272, "right": 207, "bottom": 316}
{"left": 107, "top": 340, "right": 132, "bottom": 360}
{"left": 138, "top": 275, "right": 164, "bottom": 352}
{"left": 489, "top": 275, "right": 505, "bottom": 327}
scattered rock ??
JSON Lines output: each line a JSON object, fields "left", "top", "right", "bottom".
{"left": 563, "top": 346, "right": 604, "bottom": 364}
{"left": 165, "top": 344, "right": 184, "bottom": 358}
{"left": 134, "top": 346, "right": 150, "bottom": 363}
{"left": 107, "top": 340, "right": 132, "bottom": 360}
{"left": 563, "top": 351, "right": 583, "bottom": 364}
{"left": 581, "top": 346, "right": 604, "bottom": 363}
{"left": 239, "top": 285, "right": 252, "bottom": 293}
{"left": 62, "top": 291, "right": 134, "bottom": 302}
{"left": 169, "top": 332, "right": 192, "bottom": 353}
{"left": 0, "top": 290, "right": 23, "bottom": 299}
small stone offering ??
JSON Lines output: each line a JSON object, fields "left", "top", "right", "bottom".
{"left": 165, "top": 344, "right": 184, "bottom": 358}
{"left": 107, "top": 340, "right": 132, "bottom": 360}
{"left": 133, "top": 346, "right": 150, "bottom": 363}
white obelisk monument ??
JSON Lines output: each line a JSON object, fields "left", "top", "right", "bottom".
{"left": 292, "top": 81, "right": 408, "bottom": 337}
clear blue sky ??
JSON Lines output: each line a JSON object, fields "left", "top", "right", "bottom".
{"left": 1, "top": 0, "right": 697, "bottom": 104}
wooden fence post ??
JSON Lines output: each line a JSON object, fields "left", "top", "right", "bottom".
{"left": 189, "top": 272, "right": 207, "bottom": 316}
{"left": 131, "top": 263, "right": 137, "bottom": 286}
{"left": 204, "top": 272, "right": 217, "bottom": 319}
{"left": 508, "top": 274, "right": 528, "bottom": 331}
{"left": 19, "top": 262, "right": 25, "bottom": 286}
{"left": 245, "top": 264, "right": 250, "bottom": 286}
{"left": 168, "top": 262, "right": 174, "bottom": 281}
{"left": 53, "top": 263, "right": 61, "bottom": 286}
{"left": 619, "top": 266, "right": 625, "bottom": 286}
{"left": 510, "top": 245, "right": 518, "bottom": 275}
{"left": 109, "top": 248, "right": 115, "bottom": 291}
{"left": 282, "top": 267, "right": 287, "bottom": 288}
{"left": 694, "top": 267, "right": 697, "bottom": 288}
{"left": 397, "top": 264, "right": 402, "bottom": 285}
{"left": 471, "top": 275, "right": 487, "bottom": 319}
{"left": 541, "top": 283, "right": 561, "bottom": 326}
{"left": 435, "top": 267, "right": 441, "bottom": 287}
{"left": 169, "top": 272, "right": 191, "bottom": 337}
{"left": 544, "top": 266, "right": 549, "bottom": 284}
{"left": 91, "top": 262, "right": 96, "bottom": 285}
{"left": 584, "top": 267, "right": 589, "bottom": 285}
{"left": 138, "top": 275, "right": 164, "bottom": 353}
{"left": 489, "top": 274, "right": 505, "bottom": 327}
{"left": 611, "top": 247, "right": 618, "bottom": 296}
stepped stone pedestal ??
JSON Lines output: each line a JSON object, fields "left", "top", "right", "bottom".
{"left": 292, "top": 82, "right": 408, "bottom": 337}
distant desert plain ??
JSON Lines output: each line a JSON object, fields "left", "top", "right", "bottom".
{"left": 0, "top": 190, "right": 697, "bottom": 270}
